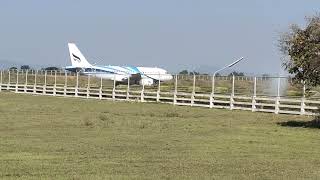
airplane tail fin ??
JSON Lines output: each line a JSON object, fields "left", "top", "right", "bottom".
{"left": 68, "top": 43, "right": 92, "bottom": 67}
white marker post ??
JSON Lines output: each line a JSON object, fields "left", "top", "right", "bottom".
{"left": 230, "top": 75, "right": 235, "bottom": 110}
{"left": 126, "top": 75, "right": 130, "bottom": 101}
{"left": 174, "top": 74, "right": 178, "bottom": 105}
{"left": 75, "top": 72, "right": 79, "bottom": 97}
{"left": 24, "top": 70, "right": 28, "bottom": 93}
{"left": 43, "top": 71, "right": 47, "bottom": 95}
{"left": 15, "top": 70, "right": 19, "bottom": 93}
{"left": 112, "top": 74, "right": 116, "bottom": 101}
{"left": 191, "top": 74, "right": 196, "bottom": 106}
{"left": 87, "top": 75, "right": 90, "bottom": 99}
{"left": 0, "top": 70, "right": 2, "bottom": 92}
{"left": 275, "top": 77, "right": 281, "bottom": 114}
{"left": 53, "top": 71, "right": 57, "bottom": 96}
{"left": 157, "top": 73, "right": 161, "bottom": 102}
{"left": 99, "top": 76, "right": 102, "bottom": 100}
{"left": 252, "top": 77, "right": 257, "bottom": 112}
{"left": 301, "top": 81, "right": 306, "bottom": 115}
{"left": 8, "top": 70, "right": 10, "bottom": 90}
{"left": 33, "top": 70, "right": 37, "bottom": 94}
{"left": 64, "top": 71, "right": 67, "bottom": 96}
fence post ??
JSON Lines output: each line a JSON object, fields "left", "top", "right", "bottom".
{"left": 99, "top": 76, "right": 102, "bottom": 100}
{"left": 33, "top": 70, "right": 37, "bottom": 94}
{"left": 8, "top": 70, "right": 11, "bottom": 85}
{"left": 230, "top": 75, "right": 235, "bottom": 110}
{"left": 275, "top": 77, "right": 281, "bottom": 114}
{"left": 141, "top": 82, "right": 145, "bottom": 102}
{"left": 24, "top": 70, "right": 28, "bottom": 93}
{"left": 64, "top": 71, "right": 67, "bottom": 96}
{"left": 126, "top": 75, "right": 130, "bottom": 101}
{"left": 252, "top": 77, "right": 257, "bottom": 112}
{"left": 0, "top": 70, "right": 2, "bottom": 92}
{"left": 112, "top": 74, "right": 116, "bottom": 101}
{"left": 156, "top": 74, "right": 161, "bottom": 102}
{"left": 174, "top": 74, "right": 177, "bottom": 105}
{"left": 210, "top": 75, "right": 215, "bottom": 108}
{"left": 75, "top": 72, "right": 79, "bottom": 97}
{"left": 191, "top": 74, "right": 196, "bottom": 106}
{"left": 87, "top": 75, "right": 90, "bottom": 99}
{"left": 53, "top": 71, "right": 57, "bottom": 96}
{"left": 15, "top": 70, "right": 19, "bottom": 93}
{"left": 301, "top": 82, "right": 306, "bottom": 115}
{"left": 42, "top": 71, "right": 47, "bottom": 95}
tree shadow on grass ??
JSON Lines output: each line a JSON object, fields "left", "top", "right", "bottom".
{"left": 278, "top": 120, "right": 320, "bottom": 129}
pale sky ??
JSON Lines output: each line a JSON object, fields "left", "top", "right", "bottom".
{"left": 0, "top": 0, "right": 319, "bottom": 74}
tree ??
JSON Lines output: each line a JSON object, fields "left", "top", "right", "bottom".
{"left": 20, "top": 65, "right": 30, "bottom": 70}
{"left": 9, "top": 67, "right": 17, "bottom": 71}
{"left": 228, "top": 71, "right": 245, "bottom": 77}
{"left": 189, "top": 71, "right": 200, "bottom": 75}
{"left": 43, "top": 67, "right": 60, "bottom": 71}
{"left": 179, "top": 70, "right": 189, "bottom": 75}
{"left": 279, "top": 14, "right": 320, "bottom": 86}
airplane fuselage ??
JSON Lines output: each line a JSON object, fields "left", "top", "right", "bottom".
{"left": 66, "top": 43, "right": 173, "bottom": 86}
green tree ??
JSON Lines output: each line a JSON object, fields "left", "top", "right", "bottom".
{"left": 9, "top": 67, "right": 17, "bottom": 71}
{"left": 279, "top": 14, "right": 320, "bottom": 86}
{"left": 179, "top": 70, "right": 189, "bottom": 75}
{"left": 43, "top": 67, "right": 60, "bottom": 71}
{"left": 20, "top": 65, "right": 30, "bottom": 70}
{"left": 228, "top": 71, "right": 245, "bottom": 77}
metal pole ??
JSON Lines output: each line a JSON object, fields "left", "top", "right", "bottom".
{"left": 174, "top": 74, "right": 177, "bottom": 105}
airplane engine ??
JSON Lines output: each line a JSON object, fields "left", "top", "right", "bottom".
{"left": 140, "top": 78, "right": 154, "bottom": 86}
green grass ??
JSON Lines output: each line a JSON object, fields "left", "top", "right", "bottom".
{"left": 0, "top": 92, "right": 320, "bottom": 179}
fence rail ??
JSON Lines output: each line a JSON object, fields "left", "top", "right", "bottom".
{"left": 0, "top": 70, "right": 319, "bottom": 116}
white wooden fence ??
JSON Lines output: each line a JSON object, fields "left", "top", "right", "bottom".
{"left": 0, "top": 70, "right": 319, "bottom": 116}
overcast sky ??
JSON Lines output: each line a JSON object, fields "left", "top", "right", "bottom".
{"left": 0, "top": 0, "right": 319, "bottom": 74}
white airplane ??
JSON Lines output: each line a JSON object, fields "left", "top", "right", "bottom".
{"left": 65, "top": 43, "right": 173, "bottom": 86}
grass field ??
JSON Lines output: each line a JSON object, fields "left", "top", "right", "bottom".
{"left": 0, "top": 93, "right": 320, "bottom": 179}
